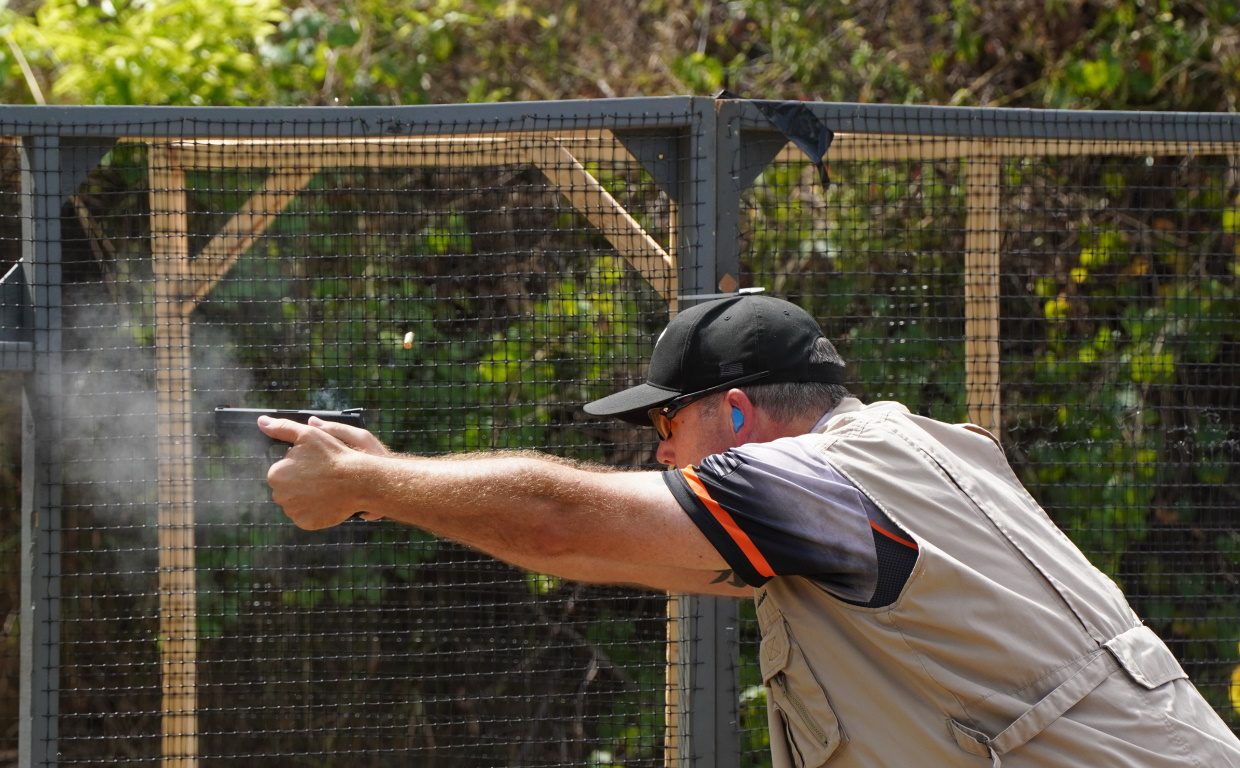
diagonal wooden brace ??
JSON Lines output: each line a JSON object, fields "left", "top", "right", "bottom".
{"left": 524, "top": 138, "right": 676, "bottom": 303}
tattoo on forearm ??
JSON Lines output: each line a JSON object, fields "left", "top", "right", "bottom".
{"left": 711, "top": 569, "right": 746, "bottom": 588}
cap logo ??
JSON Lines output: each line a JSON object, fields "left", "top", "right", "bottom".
{"left": 719, "top": 362, "right": 744, "bottom": 378}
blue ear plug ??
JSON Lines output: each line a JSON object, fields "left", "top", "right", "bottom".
{"left": 731, "top": 407, "right": 744, "bottom": 433}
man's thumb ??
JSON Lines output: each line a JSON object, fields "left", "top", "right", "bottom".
{"left": 257, "top": 415, "right": 303, "bottom": 443}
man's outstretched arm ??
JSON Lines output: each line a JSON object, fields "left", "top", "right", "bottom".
{"left": 258, "top": 416, "right": 749, "bottom": 596}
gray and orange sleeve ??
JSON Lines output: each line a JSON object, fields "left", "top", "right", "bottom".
{"left": 664, "top": 436, "right": 916, "bottom": 604}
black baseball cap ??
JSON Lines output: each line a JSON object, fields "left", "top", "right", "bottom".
{"left": 584, "top": 294, "right": 846, "bottom": 425}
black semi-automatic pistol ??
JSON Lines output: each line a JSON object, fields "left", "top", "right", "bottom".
{"left": 214, "top": 406, "right": 366, "bottom": 446}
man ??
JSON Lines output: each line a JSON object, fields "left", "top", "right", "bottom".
{"left": 261, "top": 294, "right": 1240, "bottom": 767}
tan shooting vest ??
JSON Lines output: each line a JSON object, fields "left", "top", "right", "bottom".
{"left": 757, "top": 398, "right": 1240, "bottom": 767}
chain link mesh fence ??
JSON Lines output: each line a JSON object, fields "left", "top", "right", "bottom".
{"left": 2, "top": 109, "right": 688, "bottom": 766}
{"left": 738, "top": 112, "right": 1240, "bottom": 762}
{"left": 2, "top": 100, "right": 1238, "bottom": 766}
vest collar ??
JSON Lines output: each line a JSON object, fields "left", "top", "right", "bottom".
{"left": 810, "top": 396, "right": 867, "bottom": 434}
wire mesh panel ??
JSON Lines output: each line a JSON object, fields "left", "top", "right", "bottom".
{"left": 1, "top": 108, "right": 691, "bottom": 766}
{"left": 738, "top": 109, "right": 1240, "bottom": 762}
{"left": 1000, "top": 143, "right": 1238, "bottom": 724}
{"left": 3, "top": 100, "right": 1240, "bottom": 768}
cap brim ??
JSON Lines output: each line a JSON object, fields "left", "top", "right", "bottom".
{"left": 583, "top": 382, "right": 680, "bottom": 425}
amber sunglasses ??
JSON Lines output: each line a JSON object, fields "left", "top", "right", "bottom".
{"left": 646, "top": 372, "right": 769, "bottom": 440}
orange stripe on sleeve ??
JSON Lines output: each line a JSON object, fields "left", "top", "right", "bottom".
{"left": 870, "top": 519, "right": 918, "bottom": 550}
{"left": 681, "top": 466, "right": 776, "bottom": 579}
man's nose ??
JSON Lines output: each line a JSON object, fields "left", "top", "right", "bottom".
{"left": 655, "top": 439, "right": 675, "bottom": 466}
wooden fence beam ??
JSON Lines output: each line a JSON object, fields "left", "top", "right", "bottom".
{"left": 184, "top": 166, "right": 321, "bottom": 308}
{"left": 963, "top": 157, "right": 1003, "bottom": 436}
{"left": 157, "top": 133, "right": 626, "bottom": 170}
{"left": 781, "top": 134, "right": 1240, "bottom": 164}
{"left": 148, "top": 145, "right": 199, "bottom": 768}
{"left": 158, "top": 135, "right": 675, "bottom": 304}
{"left": 525, "top": 139, "right": 675, "bottom": 303}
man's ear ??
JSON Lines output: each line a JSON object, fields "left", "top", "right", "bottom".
{"left": 722, "top": 389, "right": 755, "bottom": 440}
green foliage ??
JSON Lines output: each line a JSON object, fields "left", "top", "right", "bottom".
{"left": 998, "top": 157, "right": 1240, "bottom": 725}
{"left": 260, "top": 0, "right": 516, "bottom": 105}
{"left": 1041, "top": 0, "right": 1233, "bottom": 108}
{"left": 742, "top": 149, "right": 1240, "bottom": 732}
{"left": 1, "top": 0, "right": 287, "bottom": 104}
{"left": 745, "top": 158, "right": 969, "bottom": 421}
{"left": 465, "top": 261, "right": 644, "bottom": 454}
{"left": 672, "top": 50, "right": 728, "bottom": 94}
{"left": 4, "top": 0, "right": 1238, "bottom": 110}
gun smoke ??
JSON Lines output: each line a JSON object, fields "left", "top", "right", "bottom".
{"left": 60, "top": 284, "right": 274, "bottom": 536}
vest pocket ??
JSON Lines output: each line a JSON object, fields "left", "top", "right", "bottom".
{"left": 760, "top": 616, "right": 845, "bottom": 766}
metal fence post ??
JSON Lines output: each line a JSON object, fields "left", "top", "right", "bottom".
{"left": 16, "top": 134, "right": 111, "bottom": 768}
{"left": 667, "top": 96, "right": 742, "bottom": 768}
{"left": 18, "top": 135, "right": 64, "bottom": 768}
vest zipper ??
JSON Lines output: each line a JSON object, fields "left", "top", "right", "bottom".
{"left": 776, "top": 675, "right": 830, "bottom": 745}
